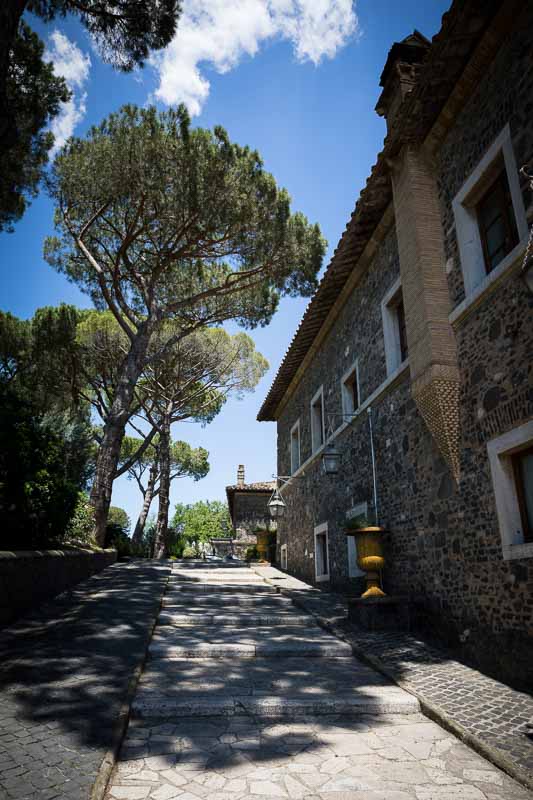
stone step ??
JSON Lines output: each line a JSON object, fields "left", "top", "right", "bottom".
{"left": 162, "top": 595, "right": 294, "bottom": 615}
{"left": 149, "top": 640, "right": 352, "bottom": 659}
{"left": 157, "top": 611, "right": 312, "bottom": 626}
{"left": 161, "top": 594, "right": 293, "bottom": 609}
{"left": 132, "top": 691, "right": 418, "bottom": 718}
{"left": 166, "top": 583, "right": 277, "bottom": 594}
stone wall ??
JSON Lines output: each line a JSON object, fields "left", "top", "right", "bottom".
{"left": 274, "top": 10, "right": 533, "bottom": 688}
{"left": 232, "top": 492, "right": 274, "bottom": 540}
{"left": 0, "top": 548, "right": 117, "bottom": 628}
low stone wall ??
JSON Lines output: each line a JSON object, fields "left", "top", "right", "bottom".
{"left": 0, "top": 547, "right": 117, "bottom": 628}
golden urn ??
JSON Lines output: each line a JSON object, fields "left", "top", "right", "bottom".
{"left": 346, "top": 525, "right": 386, "bottom": 598}
{"left": 256, "top": 530, "right": 272, "bottom": 562}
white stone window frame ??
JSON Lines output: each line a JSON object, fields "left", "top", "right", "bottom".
{"left": 487, "top": 419, "right": 533, "bottom": 561}
{"left": 280, "top": 543, "right": 288, "bottom": 571}
{"left": 314, "top": 522, "right": 330, "bottom": 582}
{"left": 346, "top": 504, "right": 366, "bottom": 578}
{"left": 452, "top": 124, "right": 528, "bottom": 312}
{"left": 341, "top": 359, "right": 361, "bottom": 417}
{"left": 310, "top": 386, "right": 325, "bottom": 454}
{"left": 381, "top": 276, "right": 408, "bottom": 376}
{"left": 290, "top": 418, "right": 301, "bottom": 475}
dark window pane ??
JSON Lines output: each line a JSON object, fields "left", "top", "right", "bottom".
{"left": 476, "top": 171, "right": 519, "bottom": 274}
{"left": 514, "top": 447, "right": 533, "bottom": 544}
{"left": 396, "top": 298, "right": 408, "bottom": 362}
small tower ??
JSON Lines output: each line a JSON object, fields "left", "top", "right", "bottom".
{"left": 375, "top": 31, "right": 430, "bottom": 133}
{"left": 237, "top": 464, "right": 245, "bottom": 486}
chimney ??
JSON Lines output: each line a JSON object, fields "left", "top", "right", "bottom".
{"left": 237, "top": 465, "right": 245, "bottom": 486}
{"left": 375, "top": 30, "right": 430, "bottom": 132}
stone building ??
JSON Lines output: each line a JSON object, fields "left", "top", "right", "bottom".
{"left": 221, "top": 465, "right": 276, "bottom": 558}
{"left": 258, "top": 0, "right": 533, "bottom": 688}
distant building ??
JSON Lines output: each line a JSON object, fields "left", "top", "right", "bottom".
{"left": 221, "top": 465, "right": 276, "bottom": 558}
{"left": 258, "top": 0, "right": 533, "bottom": 687}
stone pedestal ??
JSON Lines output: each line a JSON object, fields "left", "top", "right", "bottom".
{"left": 348, "top": 596, "right": 411, "bottom": 631}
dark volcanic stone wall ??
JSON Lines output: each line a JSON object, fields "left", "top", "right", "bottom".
{"left": 233, "top": 492, "right": 273, "bottom": 539}
{"left": 275, "top": 10, "right": 533, "bottom": 688}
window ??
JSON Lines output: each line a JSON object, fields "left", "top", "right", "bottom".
{"left": 341, "top": 361, "right": 360, "bottom": 416}
{"left": 476, "top": 168, "right": 518, "bottom": 275}
{"left": 346, "top": 504, "right": 366, "bottom": 578}
{"left": 280, "top": 544, "right": 288, "bottom": 571}
{"left": 381, "top": 277, "right": 409, "bottom": 375}
{"left": 310, "top": 387, "right": 325, "bottom": 452}
{"left": 314, "top": 523, "right": 329, "bottom": 582}
{"left": 487, "top": 420, "right": 533, "bottom": 560}
{"left": 290, "top": 420, "right": 301, "bottom": 474}
{"left": 452, "top": 124, "right": 528, "bottom": 301}
{"left": 512, "top": 446, "right": 533, "bottom": 544}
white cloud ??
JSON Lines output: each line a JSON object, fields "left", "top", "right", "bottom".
{"left": 45, "top": 31, "right": 91, "bottom": 154}
{"left": 151, "top": 0, "right": 358, "bottom": 116}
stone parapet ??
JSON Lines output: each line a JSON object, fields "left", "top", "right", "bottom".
{"left": 0, "top": 547, "right": 117, "bottom": 627}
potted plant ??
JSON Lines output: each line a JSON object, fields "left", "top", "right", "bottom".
{"left": 345, "top": 515, "right": 386, "bottom": 598}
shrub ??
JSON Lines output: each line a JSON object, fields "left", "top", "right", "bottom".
{"left": 182, "top": 545, "right": 196, "bottom": 558}
{"left": 0, "top": 388, "right": 82, "bottom": 548}
{"left": 244, "top": 545, "right": 259, "bottom": 562}
{"left": 66, "top": 493, "right": 96, "bottom": 545}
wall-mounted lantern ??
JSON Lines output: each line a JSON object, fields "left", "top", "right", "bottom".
{"left": 322, "top": 441, "right": 340, "bottom": 475}
{"left": 267, "top": 487, "right": 286, "bottom": 519}
{"left": 267, "top": 474, "right": 305, "bottom": 520}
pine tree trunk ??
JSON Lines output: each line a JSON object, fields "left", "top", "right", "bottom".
{"left": 90, "top": 326, "right": 151, "bottom": 546}
{"left": 154, "top": 417, "right": 171, "bottom": 559}
{"left": 132, "top": 460, "right": 158, "bottom": 547}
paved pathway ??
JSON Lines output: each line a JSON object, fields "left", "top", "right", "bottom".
{"left": 250, "top": 564, "right": 533, "bottom": 790}
{"left": 0, "top": 559, "right": 171, "bottom": 800}
{"left": 107, "top": 561, "right": 531, "bottom": 800}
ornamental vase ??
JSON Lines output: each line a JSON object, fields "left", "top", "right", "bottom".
{"left": 256, "top": 530, "right": 272, "bottom": 562}
{"left": 346, "top": 526, "right": 386, "bottom": 598}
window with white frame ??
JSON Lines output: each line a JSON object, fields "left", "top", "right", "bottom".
{"left": 310, "top": 387, "right": 325, "bottom": 453}
{"left": 290, "top": 419, "right": 301, "bottom": 474}
{"left": 452, "top": 124, "right": 528, "bottom": 300}
{"left": 346, "top": 504, "right": 366, "bottom": 578}
{"left": 280, "top": 543, "right": 288, "bottom": 571}
{"left": 381, "top": 277, "right": 408, "bottom": 376}
{"left": 487, "top": 419, "right": 533, "bottom": 561}
{"left": 341, "top": 361, "right": 360, "bottom": 417}
{"left": 314, "top": 522, "right": 329, "bottom": 582}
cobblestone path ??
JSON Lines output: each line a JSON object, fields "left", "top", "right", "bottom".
{"left": 250, "top": 565, "right": 533, "bottom": 789}
{"left": 0, "top": 560, "right": 171, "bottom": 800}
{"left": 106, "top": 561, "right": 531, "bottom": 800}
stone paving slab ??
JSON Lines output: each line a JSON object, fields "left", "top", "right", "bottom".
{"left": 162, "top": 594, "right": 292, "bottom": 607}
{"left": 158, "top": 612, "right": 312, "bottom": 626}
{"left": 167, "top": 583, "right": 277, "bottom": 594}
{"left": 106, "top": 712, "right": 532, "bottom": 800}
{"left": 251, "top": 564, "right": 533, "bottom": 792}
{"left": 0, "top": 559, "right": 171, "bottom": 800}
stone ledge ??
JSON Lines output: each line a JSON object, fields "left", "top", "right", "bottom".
{"left": 0, "top": 547, "right": 117, "bottom": 627}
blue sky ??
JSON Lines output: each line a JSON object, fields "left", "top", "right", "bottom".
{"left": 0, "top": 0, "right": 450, "bottom": 529}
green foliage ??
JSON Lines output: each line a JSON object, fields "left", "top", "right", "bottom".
{"left": 28, "top": 0, "right": 180, "bottom": 72}
{"left": 107, "top": 505, "right": 131, "bottom": 534}
{"left": 0, "top": 22, "right": 69, "bottom": 232}
{"left": 46, "top": 104, "right": 325, "bottom": 333}
{"left": 0, "top": 307, "right": 95, "bottom": 549}
{"left": 244, "top": 545, "right": 259, "bottom": 562}
{"left": 0, "top": 387, "right": 85, "bottom": 548}
{"left": 66, "top": 492, "right": 96, "bottom": 545}
{"left": 105, "top": 505, "right": 132, "bottom": 556}
{"left": 171, "top": 500, "right": 232, "bottom": 556}
{"left": 181, "top": 545, "right": 196, "bottom": 559}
